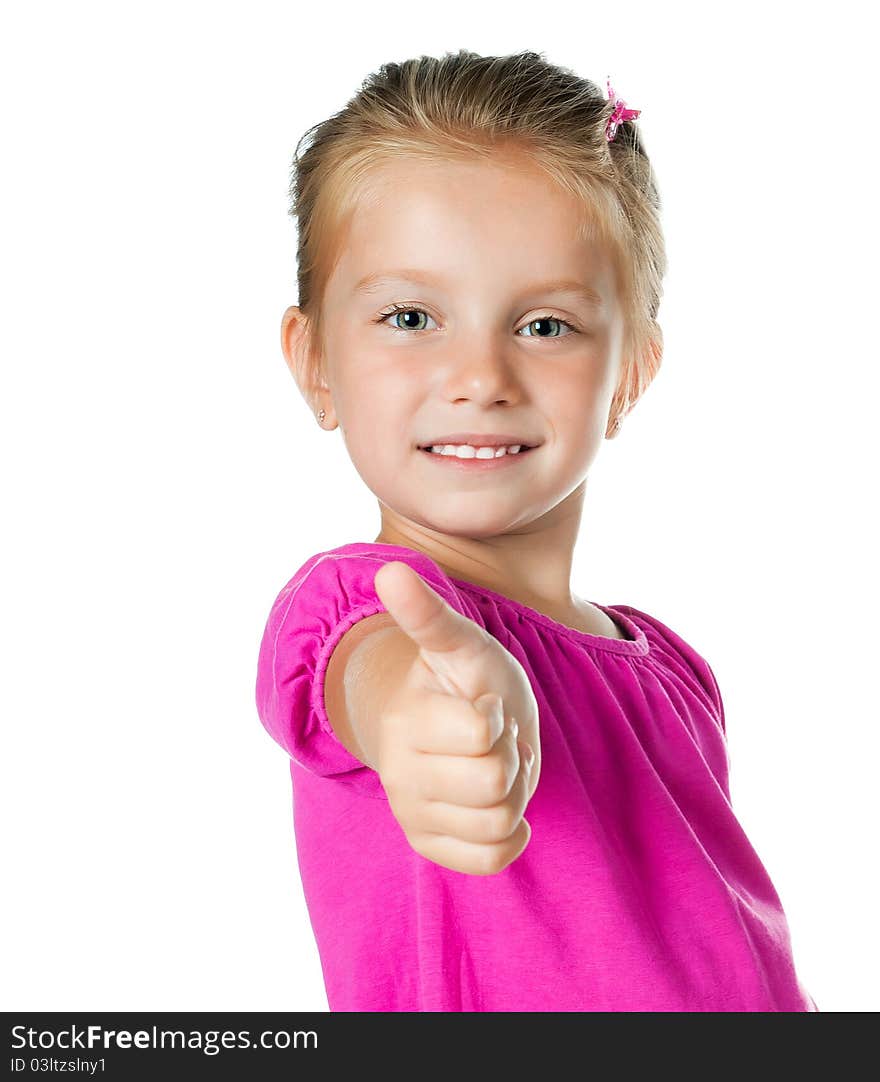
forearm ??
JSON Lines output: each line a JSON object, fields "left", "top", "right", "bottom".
{"left": 343, "top": 627, "right": 420, "bottom": 771}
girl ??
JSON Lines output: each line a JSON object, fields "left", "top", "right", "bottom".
{"left": 255, "top": 49, "right": 817, "bottom": 1012}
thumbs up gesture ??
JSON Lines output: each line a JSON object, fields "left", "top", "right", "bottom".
{"left": 372, "top": 560, "right": 541, "bottom": 876}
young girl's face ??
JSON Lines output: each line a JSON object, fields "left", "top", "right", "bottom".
{"left": 302, "top": 152, "right": 624, "bottom": 540}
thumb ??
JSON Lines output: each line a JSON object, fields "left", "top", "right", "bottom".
{"left": 374, "top": 560, "right": 485, "bottom": 663}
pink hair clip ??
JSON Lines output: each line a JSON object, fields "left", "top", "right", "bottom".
{"left": 605, "top": 76, "right": 641, "bottom": 142}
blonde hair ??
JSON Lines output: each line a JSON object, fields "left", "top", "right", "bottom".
{"left": 288, "top": 49, "right": 666, "bottom": 426}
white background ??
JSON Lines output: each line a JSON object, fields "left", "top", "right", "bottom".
{"left": 2, "top": 1, "right": 877, "bottom": 1012}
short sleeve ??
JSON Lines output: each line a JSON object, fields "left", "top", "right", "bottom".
{"left": 254, "top": 544, "right": 472, "bottom": 784}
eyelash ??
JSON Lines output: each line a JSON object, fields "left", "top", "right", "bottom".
{"left": 373, "top": 303, "right": 580, "bottom": 337}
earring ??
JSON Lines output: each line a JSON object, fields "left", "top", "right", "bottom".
{"left": 318, "top": 409, "right": 326, "bottom": 424}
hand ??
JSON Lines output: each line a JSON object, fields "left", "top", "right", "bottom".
{"left": 373, "top": 560, "right": 541, "bottom": 876}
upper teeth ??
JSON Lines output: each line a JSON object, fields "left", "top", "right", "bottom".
{"left": 426, "top": 444, "right": 524, "bottom": 458}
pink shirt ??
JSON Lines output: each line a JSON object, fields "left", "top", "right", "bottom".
{"left": 255, "top": 542, "right": 817, "bottom": 1012}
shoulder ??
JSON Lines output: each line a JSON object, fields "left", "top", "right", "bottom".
{"left": 254, "top": 541, "right": 475, "bottom": 783}
{"left": 258, "top": 542, "right": 477, "bottom": 686}
{"left": 613, "top": 603, "right": 726, "bottom": 735}
{"left": 267, "top": 542, "right": 471, "bottom": 630}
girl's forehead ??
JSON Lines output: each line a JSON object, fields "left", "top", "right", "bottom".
{"left": 343, "top": 166, "right": 606, "bottom": 260}
{"left": 334, "top": 231, "right": 615, "bottom": 301}
{"left": 320, "top": 155, "right": 620, "bottom": 309}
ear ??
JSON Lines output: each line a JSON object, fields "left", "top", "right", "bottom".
{"left": 280, "top": 305, "right": 334, "bottom": 425}
{"left": 605, "top": 330, "right": 663, "bottom": 439}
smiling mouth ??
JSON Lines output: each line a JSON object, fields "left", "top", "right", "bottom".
{"left": 418, "top": 445, "right": 536, "bottom": 455}
{"left": 416, "top": 445, "right": 539, "bottom": 470}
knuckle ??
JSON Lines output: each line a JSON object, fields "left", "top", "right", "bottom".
{"left": 482, "top": 758, "right": 510, "bottom": 804}
{"left": 484, "top": 803, "right": 517, "bottom": 841}
{"left": 469, "top": 715, "right": 494, "bottom": 755}
{"left": 474, "top": 845, "right": 506, "bottom": 876}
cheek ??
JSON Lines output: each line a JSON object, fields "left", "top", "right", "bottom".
{"left": 543, "top": 380, "right": 612, "bottom": 450}
{"left": 335, "top": 361, "right": 389, "bottom": 418}
{"left": 351, "top": 363, "right": 426, "bottom": 432}
{"left": 338, "top": 393, "right": 418, "bottom": 467}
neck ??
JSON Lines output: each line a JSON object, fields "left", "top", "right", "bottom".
{"left": 373, "top": 482, "right": 587, "bottom": 613}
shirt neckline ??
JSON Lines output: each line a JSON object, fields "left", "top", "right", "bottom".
{"left": 448, "top": 576, "right": 650, "bottom": 656}
{"left": 352, "top": 542, "right": 650, "bottom": 657}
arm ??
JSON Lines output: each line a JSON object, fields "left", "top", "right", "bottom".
{"left": 323, "top": 613, "right": 420, "bottom": 771}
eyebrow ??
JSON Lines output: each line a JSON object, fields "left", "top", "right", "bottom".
{"left": 353, "top": 269, "right": 605, "bottom": 308}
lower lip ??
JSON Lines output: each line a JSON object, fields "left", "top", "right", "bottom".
{"left": 417, "top": 447, "right": 538, "bottom": 470}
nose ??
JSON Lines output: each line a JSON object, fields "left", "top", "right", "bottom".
{"left": 436, "top": 331, "right": 524, "bottom": 407}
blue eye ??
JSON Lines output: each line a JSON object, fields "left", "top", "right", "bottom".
{"left": 375, "top": 304, "right": 578, "bottom": 337}
{"left": 519, "top": 316, "right": 574, "bottom": 338}
{"left": 376, "top": 306, "right": 437, "bottom": 333}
